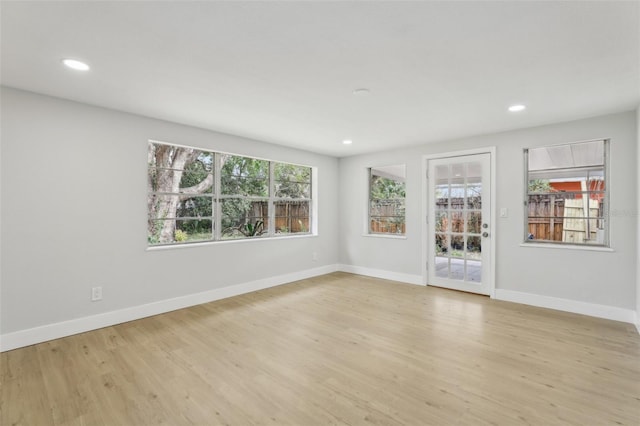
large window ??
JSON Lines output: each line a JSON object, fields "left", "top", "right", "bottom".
{"left": 148, "top": 141, "right": 312, "bottom": 246}
{"left": 524, "top": 139, "right": 609, "bottom": 246}
{"left": 368, "top": 165, "right": 406, "bottom": 235}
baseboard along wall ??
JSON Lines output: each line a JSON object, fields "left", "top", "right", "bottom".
{"left": 1, "top": 264, "right": 637, "bottom": 351}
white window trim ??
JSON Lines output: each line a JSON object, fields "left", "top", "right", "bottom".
{"left": 148, "top": 140, "right": 316, "bottom": 247}
{"left": 523, "top": 138, "right": 610, "bottom": 248}
{"left": 367, "top": 165, "right": 407, "bottom": 236}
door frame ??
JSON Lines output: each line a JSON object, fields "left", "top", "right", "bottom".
{"left": 422, "top": 147, "right": 497, "bottom": 297}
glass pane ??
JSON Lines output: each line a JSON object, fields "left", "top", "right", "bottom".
{"left": 467, "top": 212, "right": 482, "bottom": 234}
{"left": 435, "top": 165, "right": 449, "bottom": 210}
{"left": 466, "top": 183, "right": 482, "bottom": 209}
{"left": 451, "top": 211, "right": 464, "bottom": 233}
{"left": 370, "top": 199, "right": 405, "bottom": 217}
{"left": 221, "top": 176, "right": 268, "bottom": 196}
{"left": 450, "top": 196, "right": 465, "bottom": 210}
{"left": 148, "top": 167, "right": 173, "bottom": 192}
{"left": 148, "top": 143, "right": 213, "bottom": 171}
{"left": 148, "top": 168, "right": 214, "bottom": 194}
{"left": 434, "top": 164, "right": 449, "bottom": 181}
{"left": 528, "top": 194, "right": 564, "bottom": 221}
{"left": 450, "top": 235, "right": 465, "bottom": 257}
{"left": 435, "top": 256, "right": 449, "bottom": 278}
{"left": 274, "top": 163, "right": 311, "bottom": 183}
{"left": 275, "top": 182, "right": 310, "bottom": 199}
{"left": 465, "top": 257, "right": 481, "bottom": 282}
{"left": 370, "top": 176, "right": 406, "bottom": 200}
{"left": 528, "top": 140, "right": 604, "bottom": 171}
{"left": 562, "top": 217, "right": 601, "bottom": 244}
{"left": 179, "top": 159, "right": 214, "bottom": 191}
{"left": 275, "top": 200, "right": 310, "bottom": 234}
{"left": 148, "top": 194, "right": 214, "bottom": 219}
{"left": 435, "top": 233, "right": 448, "bottom": 256}
{"left": 221, "top": 199, "right": 268, "bottom": 239}
{"left": 450, "top": 163, "right": 464, "bottom": 185}
{"left": 177, "top": 196, "right": 213, "bottom": 218}
{"left": 435, "top": 212, "right": 448, "bottom": 232}
{"left": 370, "top": 217, "right": 405, "bottom": 234}
{"left": 148, "top": 219, "right": 212, "bottom": 245}
{"left": 275, "top": 163, "right": 311, "bottom": 198}
{"left": 466, "top": 236, "right": 482, "bottom": 260}
{"left": 450, "top": 258, "right": 464, "bottom": 280}
{"left": 221, "top": 155, "right": 269, "bottom": 196}
{"left": 435, "top": 187, "right": 449, "bottom": 210}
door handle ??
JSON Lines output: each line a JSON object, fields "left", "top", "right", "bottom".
{"left": 482, "top": 232, "right": 489, "bottom": 238}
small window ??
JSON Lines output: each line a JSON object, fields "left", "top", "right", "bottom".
{"left": 369, "top": 165, "right": 406, "bottom": 235}
{"left": 524, "top": 139, "right": 609, "bottom": 246}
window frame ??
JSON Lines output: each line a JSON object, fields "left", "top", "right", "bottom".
{"left": 367, "top": 165, "right": 407, "bottom": 236}
{"left": 523, "top": 138, "right": 610, "bottom": 248}
{"left": 148, "top": 140, "right": 314, "bottom": 247}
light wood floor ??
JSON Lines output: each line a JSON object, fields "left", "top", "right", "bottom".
{"left": 2, "top": 272, "right": 639, "bottom": 425}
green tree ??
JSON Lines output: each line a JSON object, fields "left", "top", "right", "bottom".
{"left": 370, "top": 176, "right": 406, "bottom": 199}
{"left": 528, "top": 179, "right": 552, "bottom": 193}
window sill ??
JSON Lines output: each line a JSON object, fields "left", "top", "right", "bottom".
{"left": 519, "top": 242, "right": 614, "bottom": 252}
{"left": 147, "top": 233, "right": 317, "bottom": 251}
{"left": 362, "top": 233, "right": 407, "bottom": 240}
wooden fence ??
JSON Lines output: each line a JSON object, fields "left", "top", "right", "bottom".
{"left": 527, "top": 196, "right": 565, "bottom": 241}
{"left": 370, "top": 200, "right": 405, "bottom": 233}
{"left": 245, "top": 201, "right": 309, "bottom": 233}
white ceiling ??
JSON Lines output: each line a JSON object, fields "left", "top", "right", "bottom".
{"left": 1, "top": 1, "right": 638, "bottom": 157}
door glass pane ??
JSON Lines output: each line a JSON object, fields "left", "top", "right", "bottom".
{"left": 435, "top": 165, "right": 449, "bottom": 210}
{"left": 435, "top": 257, "right": 449, "bottom": 278}
{"left": 466, "top": 236, "right": 482, "bottom": 259}
{"left": 450, "top": 259, "right": 464, "bottom": 280}
{"left": 435, "top": 212, "right": 448, "bottom": 232}
{"left": 451, "top": 211, "right": 464, "bottom": 233}
{"left": 467, "top": 212, "right": 482, "bottom": 234}
{"left": 450, "top": 235, "right": 464, "bottom": 255}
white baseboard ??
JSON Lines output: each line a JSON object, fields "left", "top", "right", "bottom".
{"left": 337, "top": 264, "right": 423, "bottom": 286}
{"left": 494, "top": 289, "right": 637, "bottom": 325}
{"left": 0, "top": 264, "right": 339, "bottom": 352}
{"left": 3, "top": 265, "right": 637, "bottom": 351}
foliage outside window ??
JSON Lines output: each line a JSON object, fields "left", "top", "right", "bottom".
{"left": 369, "top": 165, "right": 406, "bottom": 235}
{"left": 148, "top": 141, "right": 312, "bottom": 246}
{"left": 524, "top": 139, "right": 609, "bottom": 246}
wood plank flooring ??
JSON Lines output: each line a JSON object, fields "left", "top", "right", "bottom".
{"left": 2, "top": 272, "right": 639, "bottom": 425}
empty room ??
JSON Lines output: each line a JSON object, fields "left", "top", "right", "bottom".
{"left": 1, "top": 1, "right": 639, "bottom": 425}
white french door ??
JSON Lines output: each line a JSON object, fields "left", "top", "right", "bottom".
{"left": 426, "top": 152, "right": 493, "bottom": 295}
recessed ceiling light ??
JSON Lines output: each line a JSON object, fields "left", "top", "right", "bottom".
{"left": 353, "top": 88, "right": 370, "bottom": 96}
{"left": 62, "top": 59, "right": 90, "bottom": 71}
{"left": 508, "top": 104, "right": 526, "bottom": 112}
{"left": 342, "top": 140, "right": 353, "bottom": 145}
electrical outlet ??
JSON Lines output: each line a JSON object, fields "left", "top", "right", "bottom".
{"left": 91, "top": 286, "right": 103, "bottom": 301}
{"left": 312, "top": 252, "right": 318, "bottom": 261}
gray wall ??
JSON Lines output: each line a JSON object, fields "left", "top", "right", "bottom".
{"left": 0, "top": 87, "right": 339, "bottom": 334}
{"left": 339, "top": 111, "right": 638, "bottom": 310}
{"left": 1, "top": 86, "right": 637, "bottom": 338}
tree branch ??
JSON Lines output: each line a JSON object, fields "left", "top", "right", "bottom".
{"left": 179, "top": 174, "right": 214, "bottom": 196}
